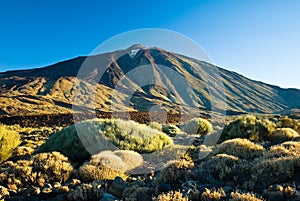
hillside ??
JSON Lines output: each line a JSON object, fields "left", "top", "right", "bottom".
{"left": 0, "top": 44, "right": 299, "bottom": 117}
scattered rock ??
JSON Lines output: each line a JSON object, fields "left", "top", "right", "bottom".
{"left": 22, "top": 186, "right": 40, "bottom": 196}
{"left": 263, "top": 185, "right": 285, "bottom": 201}
{"left": 65, "top": 179, "right": 81, "bottom": 189}
{"left": 107, "top": 177, "right": 126, "bottom": 198}
{"left": 100, "top": 193, "right": 119, "bottom": 201}
{"left": 155, "top": 183, "right": 172, "bottom": 195}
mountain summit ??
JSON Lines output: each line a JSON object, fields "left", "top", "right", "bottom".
{"left": 0, "top": 45, "right": 299, "bottom": 117}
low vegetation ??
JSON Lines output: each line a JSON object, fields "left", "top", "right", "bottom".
{"left": 221, "top": 115, "right": 275, "bottom": 141}
{"left": 213, "top": 138, "right": 265, "bottom": 159}
{"left": 181, "top": 117, "right": 213, "bottom": 135}
{"left": 78, "top": 151, "right": 127, "bottom": 181}
{"left": 36, "top": 118, "right": 173, "bottom": 162}
{"left": 1, "top": 114, "right": 300, "bottom": 200}
{"left": 0, "top": 124, "right": 21, "bottom": 164}
{"left": 0, "top": 152, "right": 73, "bottom": 190}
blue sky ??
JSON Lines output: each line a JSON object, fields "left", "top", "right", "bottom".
{"left": 0, "top": 0, "right": 299, "bottom": 89}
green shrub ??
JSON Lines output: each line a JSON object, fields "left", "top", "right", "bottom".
{"left": 0, "top": 152, "right": 73, "bottom": 190}
{"left": 269, "top": 128, "right": 299, "bottom": 142}
{"left": 162, "top": 124, "right": 181, "bottom": 136}
{"left": 221, "top": 115, "right": 275, "bottom": 141}
{"left": 181, "top": 118, "right": 213, "bottom": 135}
{"left": 0, "top": 124, "right": 21, "bottom": 164}
{"left": 36, "top": 119, "right": 173, "bottom": 162}
{"left": 78, "top": 151, "right": 127, "bottom": 181}
{"left": 35, "top": 124, "right": 90, "bottom": 162}
{"left": 213, "top": 138, "right": 265, "bottom": 159}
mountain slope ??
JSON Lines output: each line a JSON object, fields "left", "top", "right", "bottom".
{"left": 0, "top": 45, "right": 299, "bottom": 116}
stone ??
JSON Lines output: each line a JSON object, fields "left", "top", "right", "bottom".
{"left": 100, "top": 193, "right": 119, "bottom": 201}
{"left": 23, "top": 186, "right": 40, "bottom": 196}
{"left": 65, "top": 179, "right": 81, "bottom": 189}
{"left": 263, "top": 185, "right": 285, "bottom": 201}
{"left": 107, "top": 177, "right": 126, "bottom": 198}
{"left": 155, "top": 183, "right": 172, "bottom": 195}
{"left": 43, "top": 183, "right": 53, "bottom": 189}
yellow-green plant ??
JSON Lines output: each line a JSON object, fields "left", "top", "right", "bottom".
{"left": 221, "top": 115, "right": 275, "bottom": 141}
{"left": 181, "top": 118, "right": 213, "bottom": 135}
{"left": 274, "top": 116, "right": 300, "bottom": 133}
{"left": 0, "top": 124, "right": 21, "bottom": 164}
{"left": 213, "top": 138, "right": 265, "bottom": 159}
{"left": 36, "top": 119, "right": 173, "bottom": 162}
{"left": 148, "top": 122, "right": 163, "bottom": 131}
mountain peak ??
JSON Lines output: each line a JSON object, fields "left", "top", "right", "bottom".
{"left": 126, "top": 44, "right": 145, "bottom": 50}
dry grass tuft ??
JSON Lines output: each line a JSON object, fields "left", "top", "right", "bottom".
{"left": 153, "top": 191, "right": 188, "bottom": 201}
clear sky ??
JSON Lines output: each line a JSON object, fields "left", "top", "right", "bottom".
{"left": 0, "top": 0, "right": 299, "bottom": 89}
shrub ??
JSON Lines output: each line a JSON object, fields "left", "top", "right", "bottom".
{"left": 199, "top": 154, "right": 249, "bottom": 185}
{"left": 13, "top": 146, "right": 34, "bottom": 158}
{"left": 162, "top": 124, "right": 181, "bottom": 136}
{"left": 159, "top": 160, "right": 194, "bottom": 185}
{"left": 36, "top": 119, "right": 172, "bottom": 162}
{"left": 250, "top": 156, "right": 300, "bottom": 190}
{"left": 31, "top": 152, "right": 74, "bottom": 186}
{"left": 122, "top": 186, "right": 152, "bottom": 201}
{"left": 148, "top": 122, "right": 163, "bottom": 131}
{"left": 67, "top": 181, "right": 104, "bottom": 201}
{"left": 0, "top": 124, "right": 21, "bottom": 164}
{"left": 229, "top": 192, "right": 264, "bottom": 201}
{"left": 0, "top": 152, "right": 73, "bottom": 190}
{"left": 269, "top": 128, "right": 299, "bottom": 142}
{"left": 263, "top": 141, "right": 300, "bottom": 159}
{"left": 200, "top": 188, "right": 226, "bottom": 201}
{"left": 153, "top": 191, "right": 188, "bottom": 201}
{"left": 213, "top": 138, "right": 265, "bottom": 159}
{"left": 221, "top": 115, "right": 275, "bottom": 141}
{"left": 35, "top": 124, "right": 90, "bottom": 162}
{"left": 79, "top": 151, "right": 127, "bottom": 181}
{"left": 274, "top": 116, "right": 300, "bottom": 133}
{"left": 113, "top": 150, "right": 143, "bottom": 171}
{"left": 181, "top": 118, "right": 213, "bottom": 135}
